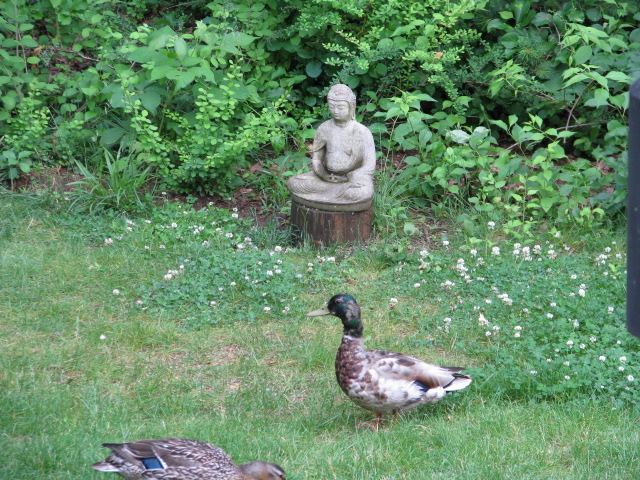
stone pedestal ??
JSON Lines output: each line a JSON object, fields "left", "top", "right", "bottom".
{"left": 290, "top": 201, "right": 373, "bottom": 247}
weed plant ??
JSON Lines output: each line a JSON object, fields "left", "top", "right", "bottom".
{"left": 1, "top": 195, "right": 638, "bottom": 480}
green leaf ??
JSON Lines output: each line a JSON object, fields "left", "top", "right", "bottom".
{"left": 140, "top": 91, "right": 162, "bottom": 113}
{"left": 403, "top": 222, "right": 415, "bottom": 235}
{"left": 19, "top": 35, "right": 38, "bottom": 48}
{"left": 148, "top": 26, "right": 176, "bottom": 50}
{"left": 540, "top": 197, "right": 555, "bottom": 213}
{"left": 498, "top": 11, "right": 513, "bottom": 19}
{"left": 149, "top": 64, "right": 179, "bottom": 82}
{"left": 573, "top": 45, "right": 592, "bottom": 65}
{"left": 100, "top": 127, "right": 125, "bottom": 146}
{"left": 167, "top": 70, "right": 196, "bottom": 89}
{"left": 447, "top": 129, "right": 470, "bottom": 144}
{"left": 584, "top": 88, "right": 609, "bottom": 108}
{"left": 174, "top": 37, "right": 188, "bottom": 59}
{"left": 128, "top": 47, "right": 165, "bottom": 64}
{"left": 563, "top": 73, "right": 588, "bottom": 88}
{"left": 305, "top": 61, "right": 322, "bottom": 78}
{"left": 605, "top": 71, "right": 631, "bottom": 84}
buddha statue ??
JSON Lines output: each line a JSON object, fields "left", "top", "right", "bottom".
{"left": 287, "top": 84, "right": 376, "bottom": 212}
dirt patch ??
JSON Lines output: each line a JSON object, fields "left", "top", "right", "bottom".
{"left": 11, "top": 166, "right": 84, "bottom": 193}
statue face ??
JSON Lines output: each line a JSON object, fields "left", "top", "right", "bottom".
{"left": 328, "top": 100, "right": 352, "bottom": 122}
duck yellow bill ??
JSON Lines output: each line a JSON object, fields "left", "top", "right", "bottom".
{"left": 306, "top": 306, "right": 331, "bottom": 317}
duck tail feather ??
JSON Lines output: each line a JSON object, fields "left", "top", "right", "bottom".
{"left": 443, "top": 374, "right": 472, "bottom": 392}
{"left": 91, "top": 461, "right": 120, "bottom": 472}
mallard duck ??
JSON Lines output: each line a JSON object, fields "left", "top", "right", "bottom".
{"left": 307, "top": 294, "right": 472, "bottom": 428}
{"left": 91, "top": 438, "right": 285, "bottom": 480}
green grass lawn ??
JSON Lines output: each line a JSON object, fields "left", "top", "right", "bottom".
{"left": 1, "top": 195, "right": 638, "bottom": 479}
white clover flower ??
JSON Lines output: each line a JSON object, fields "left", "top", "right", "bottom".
{"left": 627, "top": 375, "right": 635, "bottom": 381}
{"left": 442, "top": 240, "right": 450, "bottom": 246}
{"left": 530, "top": 370, "right": 537, "bottom": 374}
{"left": 263, "top": 306, "right": 271, "bottom": 312}
{"left": 414, "top": 283, "right": 421, "bottom": 288}
{"left": 164, "top": 273, "right": 173, "bottom": 281}
{"left": 419, "top": 249, "right": 429, "bottom": 257}
{"left": 491, "top": 246, "right": 500, "bottom": 256}
{"left": 470, "top": 249, "right": 477, "bottom": 257}
{"left": 274, "top": 245, "right": 283, "bottom": 252}
{"left": 579, "top": 344, "right": 586, "bottom": 349}
{"left": 230, "top": 282, "right": 236, "bottom": 286}
{"left": 225, "top": 232, "right": 233, "bottom": 238}
{"left": 563, "top": 361, "right": 570, "bottom": 366}
{"left": 514, "top": 332, "right": 521, "bottom": 338}
{"left": 619, "top": 366, "right": 625, "bottom": 371}
{"left": 478, "top": 313, "right": 489, "bottom": 327}
{"left": 578, "top": 288, "right": 586, "bottom": 297}
{"left": 547, "top": 358, "right": 552, "bottom": 362}
{"left": 99, "top": 334, "right": 107, "bottom": 340}
{"left": 485, "top": 299, "right": 492, "bottom": 304}
{"left": 113, "top": 289, "right": 120, "bottom": 295}
{"left": 231, "top": 213, "right": 239, "bottom": 219}
{"left": 554, "top": 231, "right": 561, "bottom": 238}
{"left": 144, "top": 245, "right": 150, "bottom": 250}
{"left": 492, "top": 325, "right": 500, "bottom": 331}
{"left": 390, "top": 298, "right": 398, "bottom": 304}
{"left": 487, "top": 221, "right": 496, "bottom": 230}
{"left": 566, "top": 340, "right": 573, "bottom": 346}
{"left": 620, "top": 356, "right": 627, "bottom": 362}
{"left": 485, "top": 331, "right": 492, "bottom": 336}
{"left": 599, "top": 356, "right": 607, "bottom": 361}
{"left": 550, "top": 302, "right": 557, "bottom": 307}
{"left": 210, "top": 301, "right": 217, "bottom": 307}
{"left": 590, "top": 336, "right": 597, "bottom": 343}
{"left": 171, "top": 222, "right": 178, "bottom": 228}
{"left": 514, "top": 325, "right": 522, "bottom": 331}
{"left": 296, "top": 273, "right": 303, "bottom": 278}
{"left": 523, "top": 308, "right": 530, "bottom": 314}
{"left": 617, "top": 340, "right": 622, "bottom": 345}
{"left": 564, "top": 375, "right": 570, "bottom": 380}
{"left": 266, "top": 270, "right": 274, "bottom": 276}
{"left": 104, "top": 238, "right": 113, "bottom": 246}
{"left": 159, "top": 244, "right": 166, "bottom": 249}
{"left": 608, "top": 306, "right": 614, "bottom": 314}
{"left": 547, "top": 313, "right": 554, "bottom": 319}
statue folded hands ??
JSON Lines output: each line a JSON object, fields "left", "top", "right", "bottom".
{"left": 287, "top": 84, "right": 376, "bottom": 212}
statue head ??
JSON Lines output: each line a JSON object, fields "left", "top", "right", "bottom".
{"left": 327, "top": 84, "right": 356, "bottom": 121}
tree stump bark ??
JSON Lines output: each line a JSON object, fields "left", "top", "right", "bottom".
{"left": 290, "top": 201, "right": 373, "bottom": 247}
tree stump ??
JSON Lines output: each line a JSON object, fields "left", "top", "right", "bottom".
{"left": 290, "top": 201, "right": 373, "bottom": 247}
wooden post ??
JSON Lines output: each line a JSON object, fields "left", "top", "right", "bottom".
{"left": 290, "top": 201, "right": 373, "bottom": 247}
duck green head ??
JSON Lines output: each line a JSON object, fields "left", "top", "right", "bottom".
{"left": 307, "top": 294, "right": 363, "bottom": 335}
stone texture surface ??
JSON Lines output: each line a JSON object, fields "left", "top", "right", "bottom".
{"left": 287, "top": 84, "right": 376, "bottom": 213}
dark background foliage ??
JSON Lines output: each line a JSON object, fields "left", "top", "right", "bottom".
{"left": 1, "top": 0, "right": 638, "bottom": 227}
